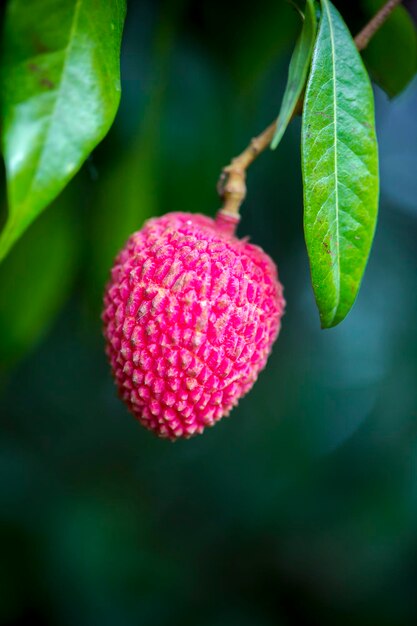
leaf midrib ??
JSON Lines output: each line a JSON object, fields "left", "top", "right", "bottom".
{"left": 324, "top": 0, "right": 341, "bottom": 324}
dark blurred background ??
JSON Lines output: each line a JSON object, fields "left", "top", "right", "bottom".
{"left": 1, "top": 1, "right": 417, "bottom": 624}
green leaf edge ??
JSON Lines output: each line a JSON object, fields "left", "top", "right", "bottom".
{"left": 271, "top": 0, "right": 318, "bottom": 150}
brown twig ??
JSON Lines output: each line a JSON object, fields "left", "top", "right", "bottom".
{"left": 217, "top": 0, "right": 403, "bottom": 218}
{"left": 354, "top": 0, "right": 403, "bottom": 50}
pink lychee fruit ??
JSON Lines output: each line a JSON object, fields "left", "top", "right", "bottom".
{"left": 102, "top": 211, "right": 285, "bottom": 440}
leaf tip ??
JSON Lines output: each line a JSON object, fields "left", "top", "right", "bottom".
{"left": 319, "top": 306, "right": 350, "bottom": 330}
{"left": 270, "top": 138, "right": 278, "bottom": 151}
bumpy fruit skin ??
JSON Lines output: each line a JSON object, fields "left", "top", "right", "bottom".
{"left": 102, "top": 211, "right": 285, "bottom": 440}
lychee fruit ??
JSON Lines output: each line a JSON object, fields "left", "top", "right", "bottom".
{"left": 102, "top": 211, "right": 285, "bottom": 440}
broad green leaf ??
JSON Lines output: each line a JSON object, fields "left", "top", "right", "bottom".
{"left": 271, "top": 0, "right": 317, "bottom": 149}
{"left": 362, "top": 0, "right": 417, "bottom": 98}
{"left": 0, "top": 193, "right": 79, "bottom": 366}
{"left": 302, "top": 0, "right": 379, "bottom": 328}
{"left": 0, "top": 0, "right": 126, "bottom": 262}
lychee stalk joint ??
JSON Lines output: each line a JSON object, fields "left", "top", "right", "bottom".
{"left": 217, "top": 121, "right": 277, "bottom": 219}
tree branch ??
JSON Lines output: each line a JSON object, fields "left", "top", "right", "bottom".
{"left": 354, "top": 0, "right": 403, "bottom": 50}
{"left": 217, "top": 0, "right": 403, "bottom": 219}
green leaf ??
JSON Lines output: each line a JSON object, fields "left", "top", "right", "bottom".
{"left": 301, "top": 0, "right": 379, "bottom": 328}
{"left": 0, "top": 193, "right": 79, "bottom": 367}
{"left": 0, "top": 0, "right": 126, "bottom": 262}
{"left": 271, "top": 0, "right": 318, "bottom": 149}
{"left": 362, "top": 0, "right": 417, "bottom": 98}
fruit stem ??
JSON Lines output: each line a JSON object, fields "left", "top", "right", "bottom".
{"left": 217, "top": 0, "right": 403, "bottom": 218}
{"left": 215, "top": 208, "right": 241, "bottom": 235}
{"left": 216, "top": 122, "right": 276, "bottom": 218}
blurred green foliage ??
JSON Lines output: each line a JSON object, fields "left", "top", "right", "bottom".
{"left": 362, "top": 0, "right": 417, "bottom": 97}
{"left": 0, "top": 1, "right": 417, "bottom": 625}
{"left": 0, "top": 191, "right": 79, "bottom": 366}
